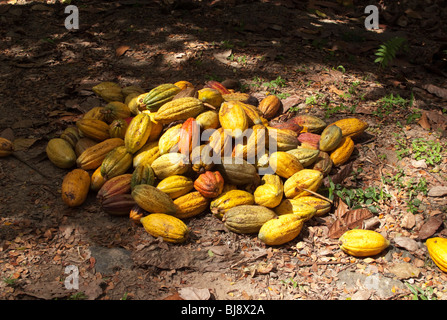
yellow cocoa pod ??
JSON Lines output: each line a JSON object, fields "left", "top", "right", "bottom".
{"left": 327, "top": 117, "right": 368, "bottom": 139}
{"left": 253, "top": 174, "right": 283, "bottom": 208}
{"left": 76, "top": 138, "right": 124, "bottom": 170}
{"left": 150, "top": 153, "right": 190, "bottom": 180}
{"left": 158, "top": 123, "right": 182, "bottom": 155}
{"left": 339, "top": 229, "right": 390, "bottom": 257}
{"left": 283, "top": 169, "right": 323, "bottom": 199}
{"left": 197, "top": 88, "right": 224, "bottom": 108}
{"left": 156, "top": 175, "right": 194, "bottom": 199}
{"left": 140, "top": 213, "right": 189, "bottom": 243}
{"left": 172, "top": 191, "right": 210, "bottom": 219}
{"left": 330, "top": 136, "right": 354, "bottom": 167}
{"left": 124, "top": 113, "right": 153, "bottom": 154}
{"left": 292, "top": 196, "right": 332, "bottom": 216}
{"left": 131, "top": 184, "right": 177, "bottom": 214}
{"left": 274, "top": 199, "right": 316, "bottom": 221}
{"left": 268, "top": 151, "right": 303, "bottom": 179}
{"left": 196, "top": 110, "right": 220, "bottom": 130}
{"left": 258, "top": 214, "right": 304, "bottom": 246}
{"left": 132, "top": 141, "right": 160, "bottom": 167}
{"left": 426, "top": 237, "right": 447, "bottom": 272}
{"left": 61, "top": 168, "right": 90, "bottom": 207}
{"left": 219, "top": 101, "right": 249, "bottom": 139}
{"left": 210, "top": 189, "right": 254, "bottom": 220}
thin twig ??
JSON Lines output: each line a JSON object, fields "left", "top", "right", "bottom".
{"left": 302, "top": 188, "right": 333, "bottom": 204}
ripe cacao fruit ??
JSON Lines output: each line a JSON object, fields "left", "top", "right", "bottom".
{"left": 268, "top": 151, "right": 303, "bottom": 179}
{"left": 76, "top": 119, "right": 110, "bottom": 141}
{"left": 100, "top": 146, "right": 133, "bottom": 180}
{"left": 258, "top": 95, "right": 281, "bottom": 120}
{"left": 274, "top": 199, "right": 316, "bottom": 221}
{"left": 124, "top": 113, "right": 152, "bottom": 154}
{"left": 132, "top": 141, "right": 160, "bottom": 167}
{"left": 103, "top": 101, "right": 131, "bottom": 123}
{"left": 218, "top": 101, "right": 249, "bottom": 139}
{"left": 154, "top": 97, "right": 204, "bottom": 124}
{"left": 141, "top": 83, "right": 181, "bottom": 111}
{"left": 61, "top": 168, "right": 90, "bottom": 207}
{"left": 319, "top": 125, "right": 343, "bottom": 152}
{"left": 46, "top": 138, "right": 77, "bottom": 169}
{"left": 194, "top": 171, "right": 225, "bottom": 198}
{"left": 0, "top": 137, "right": 14, "bottom": 157}
{"left": 222, "top": 205, "right": 277, "bottom": 234}
{"left": 253, "top": 174, "right": 283, "bottom": 208}
{"left": 283, "top": 169, "right": 323, "bottom": 199}
{"left": 426, "top": 237, "right": 447, "bottom": 272}
{"left": 327, "top": 117, "right": 368, "bottom": 139}
{"left": 172, "top": 191, "right": 210, "bottom": 219}
{"left": 210, "top": 189, "right": 255, "bottom": 220}
{"left": 156, "top": 175, "right": 194, "bottom": 199}
{"left": 330, "top": 136, "right": 354, "bottom": 167}
{"left": 140, "top": 213, "right": 189, "bottom": 243}
{"left": 92, "top": 81, "right": 124, "bottom": 102}
{"left": 131, "top": 164, "right": 156, "bottom": 190}
{"left": 258, "top": 214, "right": 304, "bottom": 246}
{"left": 97, "top": 173, "right": 133, "bottom": 202}
{"left": 339, "top": 229, "right": 390, "bottom": 257}
{"left": 131, "top": 184, "right": 177, "bottom": 214}
{"left": 150, "top": 153, "right": 191, "bottom": 180}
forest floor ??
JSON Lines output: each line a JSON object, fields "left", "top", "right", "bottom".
{"left": 1, "top": 0, "right": 447, "bottom": 302}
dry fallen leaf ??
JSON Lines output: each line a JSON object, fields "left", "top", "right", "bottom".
{"left": 116, "top": 45, "right": 130, "bottom": 57}
{"left": 418, "top": 215, "right": 443, "bottom": 240}
{"left": 178, "top": 287, "right": 211, "bottom": 300}
{"left": 328, "top": 205, "right": 373, "bottom": 239}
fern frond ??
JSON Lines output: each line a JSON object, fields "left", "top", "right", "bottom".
{"left": 374, "top": 37, "right": 407, "bottom": 68}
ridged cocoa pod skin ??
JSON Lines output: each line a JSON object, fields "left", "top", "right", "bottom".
{"left": 193, "top": 171, "right": 225, "bottom": 198}
{"left": 76, "top": 119, "right": 111, "bottom": 142}
{"left": 258, "top": 95, "right": 281, "bottom": 120}
{"left": 172, "top": 191, "right": 210, "bottom": 219}
{"left": 327, "top": 117, "right": 368, "bottom": 139}
{"left": 330, "top": 137, "right": 355, "bottom": 167}
{"left": 46, "top": 138, "right": 77, "bottom": 169}
{"left": 101, "top": 194, "right": 136, "bottom": 216}
{"left": 222, "top": 205, "right": 277, "bottom": 234}
{"left": 0, "top": 137, "right": 13, "bottom": 157}
{"left": 76, "top": 138, "right": 124, "bottom": 170}
{"left": 258, "top": 214, "right": 304, "bottom": 246}
{"left": 140, "top": 213, "right": 189, "bottom": 243}
{"left": 319, "top": 125, "right": 343, "bottom": 152}
{"left": 97, "top": 174, "right": 133, "bottom": 203}
{"left": 312, "top": 151, "right": 333, "bottom": 176}
{"left": 131, "top": 184, "right": 177, "bottom": 214}
{"left": 426, "top": 237, "right": 447, "bottom": 272}
{"left": 61, "top": 169, "right": 90, "bottom": 207}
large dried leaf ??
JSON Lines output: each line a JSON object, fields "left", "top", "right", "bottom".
{"left": 417, "top": 215, "right": 443, "bottom": 240}
{"left": 328, "top": 162, "right": 353, "bottom": 185}
{"left": 328, "top": 205, "right": 373, "bottom": 239}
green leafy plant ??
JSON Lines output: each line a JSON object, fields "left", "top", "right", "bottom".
{"left": 374, "top": 37, "right": 407, "bottom": 68}
{"left": 327, "top": 178, "right": 390, "bottom": 213}
{"left": 411, "top": 138, "right": 443, "bottom": 165}
{"left": 405, "top": 283, "right": 437, "bottom": 300}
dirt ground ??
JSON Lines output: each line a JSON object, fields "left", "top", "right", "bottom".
{"left": 1, "top": 0, "right": 447, "bottom": 302}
